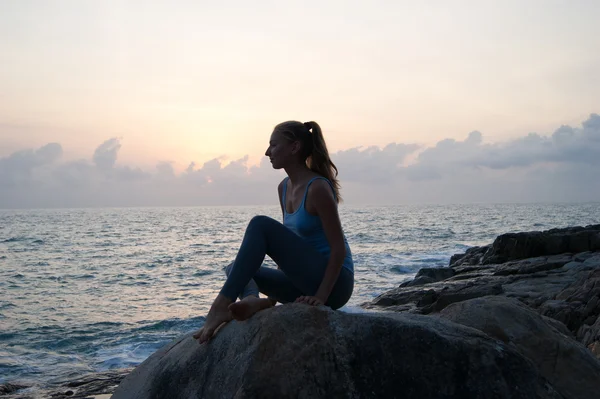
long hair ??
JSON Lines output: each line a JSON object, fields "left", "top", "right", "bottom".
{"left": 274, "top": 120, "right": 341, "bottom": 203}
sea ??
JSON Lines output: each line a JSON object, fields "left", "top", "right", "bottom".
{"left": 1, "top": 203, "right": 600, "bottom": 391}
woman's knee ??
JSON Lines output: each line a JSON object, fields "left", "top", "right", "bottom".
{"left": 248, "top": 215, "right": 276, "bottom": 230}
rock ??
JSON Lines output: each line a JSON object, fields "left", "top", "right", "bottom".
{"left": 589, "top": 341, "right": 600, "bottom": 357}
{"left": 0, "top": 383, "right": 29, "bottom": 395}
{"left": 538, "top": 300, "right": 580, "bottom": 330}
{"left": 113, "top": 304, "right": 561, "bottom": 399}
{"left": 449, "top": 245, "right": 490, "bottom": 267}
{"left": 451, "top": 264, "right": 496, "bottom": 275}
{"left": 493, "top": 255, "right": 573, "bottom": 276}
{"left": 541, "top": 316, "right": 572, "bottom": 337}
{"left": 399, "top": 267, "right": 455, "bottom": 287}
{"left": 399, "top": 275, "right": 435, "bottom": 287}
{"left": 365, "top": 276, "right": 508, "bottom": 315}
{"left": 583, "top": 254, "right": 600, "bottom": 267}
{"left": 591, "top": 233, "right": 600, "bottom": 252}
{"left": 481, "top": 225, "right": 600, "bottom": 265}
{"left": 366, "top": 286, "right": 438, "bottom": 310}
{"left": 538, "top": 269, "right": 600, "bottom": 339}
{"left": 439, "top": 296, "right": 600, "bottom": 399}
{"left": 574, "top": 252, "right": 595, "bottom": 262}
{"left": 364, "top": 224, "right": 600, "bottom": 362}
{"left": 416, "top": 266, "right": 455, "bottom": 281}
{"left": 1, "top": 369, "right": 132, "bottom": 399}
{"left": 425, "top": 282, "right": 503, "bottom": 313}
{"left": 578, "top": 315, "right": 600, "bottom": 352}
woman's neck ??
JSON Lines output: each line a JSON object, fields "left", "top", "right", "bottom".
{"left": 284, "top": 163, "right": 312, "bottom": 185}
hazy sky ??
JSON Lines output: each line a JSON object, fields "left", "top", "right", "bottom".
{"left": 1, "top": 1, "right": 599, "bottom": 207}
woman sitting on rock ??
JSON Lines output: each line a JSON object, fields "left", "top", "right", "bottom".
{"left": 194, "top": 120, "right": 355, "bottom": 343}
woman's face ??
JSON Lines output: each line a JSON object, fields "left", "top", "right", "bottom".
{"left": 265, "top": 130, "right": 298, "bottom": 169}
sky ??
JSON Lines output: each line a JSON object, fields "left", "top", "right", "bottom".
{"left": 1, "top": 0, "right": 599, "bottom": 208}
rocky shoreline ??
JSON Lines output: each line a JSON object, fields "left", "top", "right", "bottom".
{"left": 0, "top": 369, "right": 131, "bottom": 399}
{"left": 3, "top": 224, "right": 600, "bottom": 398}
{"left": 363, "top": 224, "right": 600, "bottom": 358}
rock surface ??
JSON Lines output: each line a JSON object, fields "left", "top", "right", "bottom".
{"left": 452, "top": 224, "right": 600, "bottom": 266}
{"left": 439, "top": 296, "right": 600, "bottom": 399}
{"left": 0, "top": 369, "right": 131, "bottom": 399}
{"left": 364, "top": 225, "right": 600, "bottom": 357}
{"left": 113, "top": 304, "right": 561, "bottom": 399}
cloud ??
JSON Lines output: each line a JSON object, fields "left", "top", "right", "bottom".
{"left": 93, "top": 138, "right": 121, "bottom": 170}
{"left": 0, "top": 142, "right": 62, "bottom": 187}
{"left": 404, "top": 114, "right": 600, "bottom": 182}
{"left": 1, "top": 114, "right": 599, "bottom": 208}
{"left": 335, "top": 143, "right": 420, "bottom": 183}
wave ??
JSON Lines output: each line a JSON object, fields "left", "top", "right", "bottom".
{"left": 1, "top": 237, "right": 44, "bottom": 244}
{"left": 192, "top": 270, "right": 214, "bottom": 277}
{"left": 1, "top": 237, "right": 27, "bottom": 243}
{"left": 132, "top": 316, "right": 204, "bottom": 333}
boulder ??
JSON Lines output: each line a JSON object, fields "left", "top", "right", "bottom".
{"left": 113, "top": 304, "right": 561, "bottom": 399}
{"left": 366, "top": 277, "right": 507, "bottom": 314}
{"left": 449, "top": 245, "right": 490, "bottom": 267}
{"left": 480, "top": 225, "right": 600, "bottom": 265}
{"left": 399, "top": 267, "right": 455, "bottom": 287}
{"left": 365, "top": 224, "right": 600, "bottom": 360}
{"left": 0, "top": 369, "right": 131, "bottom": 399}
{"left": 440, "top": 296, "right": 600, "bottom": 399}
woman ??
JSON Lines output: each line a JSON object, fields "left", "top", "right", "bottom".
{"left": 194, "top": 121, "right": 354, "bottom": 343}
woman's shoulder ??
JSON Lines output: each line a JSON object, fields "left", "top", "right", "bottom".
{"left": 277, "top": 177, "right": 288, "bottom": 196}
{"left": 278, "top": 177, "right": 289, "bottom": 188}
{"left": 306, "top": 177, "right": 335, "bottom": 200}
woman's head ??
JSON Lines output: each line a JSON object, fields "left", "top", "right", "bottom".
{"left": 265, "top": 120, "right": 341, "bottom": 202}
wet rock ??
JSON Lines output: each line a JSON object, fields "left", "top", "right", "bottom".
{"left": 2, "top": 369, "right": 132, "bottom": 399}
{"left": 0, "top": 383, "right": 29, "bottom": 395}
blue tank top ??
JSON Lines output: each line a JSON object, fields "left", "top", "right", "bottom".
{"left": 282, "top": 176, "right": 354, "bottom": 274}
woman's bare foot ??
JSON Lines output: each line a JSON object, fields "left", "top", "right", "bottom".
{"left": 229, "top": 296, "right": 273, "bottom": 321}
{"left": 193, "top": 294, "right": 233, "bottom": 344}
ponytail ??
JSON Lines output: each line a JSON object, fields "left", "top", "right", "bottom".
{"left": 303, "top": 121, "right": 341, "bottom": 203}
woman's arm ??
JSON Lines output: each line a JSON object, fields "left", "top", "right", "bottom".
{"left": 304, "top": 179, "right": 346, "bottom": 304}
{"left": 277, "top": 179, "right": 285, "bottom": 221}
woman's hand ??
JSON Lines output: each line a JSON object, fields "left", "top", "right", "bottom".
{"left": 295, "top": 296, "right": 324, "bottom": 306}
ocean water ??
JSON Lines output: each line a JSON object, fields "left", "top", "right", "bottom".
{"left": 1, "top": 203, "right": 600, "bottom": 389}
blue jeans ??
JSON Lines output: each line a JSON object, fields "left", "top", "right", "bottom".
{"left": 220, "top": 215, "right": 354, "bottom": 310}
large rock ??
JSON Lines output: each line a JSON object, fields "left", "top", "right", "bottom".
{"left": 480, "top": 225, "right": 600, "bottom": 265}
{"left": 365, "top": 276, "right": 507, "bottom": 314}
{"left": 112, "top": 304, "right": 561, "bottom": 399}
{"left": 0, "top": 369, "right": 131, "bottom": 399}
{"left": 400, "top": 267, "right": 456, "bottom": 287}
{"left": 364, "top": 226, "right": 600, "bottom": 360}
{"left": 543, "top": 267, "right": 600, "bottom": 352}
{"left": 450, "top": 245, "right": 490, "bottom": 267}
{"left": 439, "top": 296, "right": 600, "bottom": 399}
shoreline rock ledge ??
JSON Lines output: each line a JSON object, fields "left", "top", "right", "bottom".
{"left": 111, "top": 224, "right": 600, "bottom": 399}
{"left": 113, "top": 304, "right": 561, "bottom": 399}
{"left": 362, "top": 224, "right": 600, "bottom": 399}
